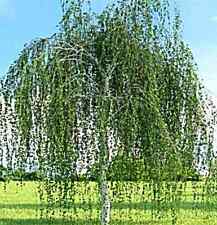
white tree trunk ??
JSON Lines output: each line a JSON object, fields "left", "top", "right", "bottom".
{"left": 99, "top": 73, "right": 112, "bottom": 225}
{"left": 100, "top": 166, "right": 111, "bottom": 225}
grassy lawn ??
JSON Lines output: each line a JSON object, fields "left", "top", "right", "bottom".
{"left": 0, "top": 181, "right": 217, "bottom": 225}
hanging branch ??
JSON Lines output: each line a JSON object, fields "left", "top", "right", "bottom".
{"left": 1, "top": 0, "right": 215, "bottom": 224}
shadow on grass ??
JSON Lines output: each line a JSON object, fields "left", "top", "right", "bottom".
{"left": 1, "top": 201, "right": 217, "bottom": 211}
{"left": 0, "top": 218, "right": 98, "bottom": 225}
{"left": 0, "top": 218, "right": 159, "bottom": 225}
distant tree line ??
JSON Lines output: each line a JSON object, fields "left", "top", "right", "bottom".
{"left": 0, "top": 165, "right": 41, "bottom": 182}
{"left": 0, "top": 162, "right": 201, "bottom": 182}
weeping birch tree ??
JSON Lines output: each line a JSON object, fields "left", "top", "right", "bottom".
{"left": 1, "top": 0, "right": 215, "bottom": 224}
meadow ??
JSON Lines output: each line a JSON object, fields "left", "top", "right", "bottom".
{"left": 0, "top": 181, "right": 217, "bottom": 225}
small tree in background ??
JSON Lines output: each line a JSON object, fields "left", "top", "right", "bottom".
{"left": 1, "top": 0, "right": 215, "bottom": 224}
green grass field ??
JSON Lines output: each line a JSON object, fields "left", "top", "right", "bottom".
{"left": 1, "top": 181, "right": 217, "bottom": 225}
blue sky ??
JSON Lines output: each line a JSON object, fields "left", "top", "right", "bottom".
{"left": 177, "top": 0, "right": 217, "bottom": 96}
{"left": 0, "top": 0, "right": 217, "bottom": 96}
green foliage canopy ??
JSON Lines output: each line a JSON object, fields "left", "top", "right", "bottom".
{"left": 0, "top": 0, "right": 215, "bottom": 224}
